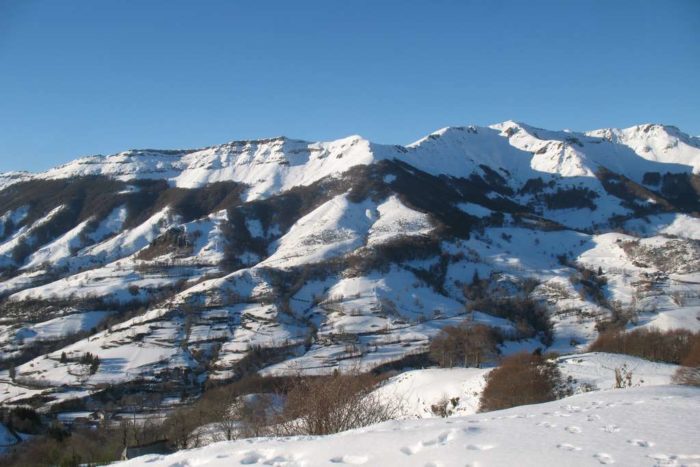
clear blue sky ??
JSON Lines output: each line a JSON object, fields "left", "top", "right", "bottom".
{"left": 1, "top": 0, "right": 698, "bottom": 173}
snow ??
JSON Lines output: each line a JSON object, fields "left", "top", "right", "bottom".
{"left": 0, "top": 205, "right": 66, "bottom": 267}
{"left": 634, "top": 306, "right": 700, "bottom": 333}
{"left": 557, "top": 352, "right": 678, "bottom": 392}
{"left": 259, "top": 194, "right": 434, "bottom": 268}
{"left": 577, "top": 233, "right": 641, "bottom": 274}
{"left": 0, "top": 206, "right": 29, "bottom": 238}
{"left": 261, "top": 194, "right": 374, "bottom": 268}
{"left": 15, "top": 313, "right": 194, "bottom": 387}
{"left": 447, "top": 227, "right": 590, "bottom": 277}
{"left": 404, "top": 126, "right": 532, "bottom": 183}
{"left": 540, "top": 191, "right": 631, "bottom": 231}
{"left": 457, "top": 202, "right": 493, "bottom": 218}
{"left": 180, "top": 210, "right": 229, "bottom": 265}
{"left": 4, "top": 121, "right": 697, "bottom": 203}
{"left": 81, "top": 208, "right": 175, "bottom": 263}
{"left": 0, "top": 172, "right": 32, "bottom": 192}
{"left": 0, "top": 374, "right": 48, "bottom": 405}
{"left": 174, "top": 136, "right": 376, "bottom": 200}
{"left": 588, "top": 124, "right": 700, "bottom": 174}
{"left": 117, "top": 385, "right": 700, "bottom": 467}
{"left": 373, "top": 368, "right": 490, "bottom": 419}
{"left": 494, "top": 121, "right": 696, "bottom": 182}
{"left": 22, "top": 219, "right": 92, "bottom": 270}
{"left": 625, "top": 214, "right": 700, "bottom": 241}
{"left": 87, "top": 205, "right": 128, "bottom": 242}
{"left": 367, "top": 196, "right": 433, "bottom": 246}
{"left": 2, "top": 121, "right": 700, "bottom": 412}
{"left": 8, "top": 260, "right": 203, "bottom": 303}
{"left": 12, "top": 311, "right": 111, "bottom": 344}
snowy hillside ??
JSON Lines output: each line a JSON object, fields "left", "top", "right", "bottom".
{"left": 116, "top": 385, "right": 700, "bottom": 467}
{"left": 0, "top": 120, "right": 698, "bottom": 419}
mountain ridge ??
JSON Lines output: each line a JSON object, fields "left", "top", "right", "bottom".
{"left": 2, "top": 121, "right": 697, "bottom": 195}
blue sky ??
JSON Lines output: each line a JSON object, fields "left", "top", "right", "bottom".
{"left": 0, "top": 0, "right": 698, "bottom": 173}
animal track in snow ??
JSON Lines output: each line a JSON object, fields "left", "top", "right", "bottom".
{"left": 562, "top": 404, "right": 583, "bottom": 413}
{"left": 330, "top": 454, "right": 369, "bottom": 464}
{"left": 400, "top": 444, "right": 423, "bottom": 456}
{"left": 537, "top": 421, "right": 557, "bottom": 429}
{"left": 239, "top": 450, "right": 296, "bottom": 465}
{"left": 565, "top": 425, "right": 583, "bottom": 434}
{"left": 647, "top": 452, "right": 700, "bottom": 463}
{"left": 601, "top": 424, "right": 620, "bottom": 433}
{"left": 466, "top": 444, "right": 496, "bottom": 451}
{"left": 627, "top": 439, "right": 654, "bottom": 448}
{"left": 557, "top": 443, "right": 582, "bottom": 451}
{"left": 400, "top": 430, "right": 456, "bottom": 455}
{"left": 594, "top": 452, "right": 615, "bottom": 464}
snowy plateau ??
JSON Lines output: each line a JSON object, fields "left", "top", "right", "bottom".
{"left": 0, "top": 121, "right": 699, "bottom": 465}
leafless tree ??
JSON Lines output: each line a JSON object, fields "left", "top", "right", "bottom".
{"left": 429, "top": 324, "right": 500, "bottom": 368}
{"left": 274, "top": 371, "right": 398, "bottom": 436}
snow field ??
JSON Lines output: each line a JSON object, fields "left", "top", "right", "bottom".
{"left": 117, "top": 385, "right": 700, "bottom": 467}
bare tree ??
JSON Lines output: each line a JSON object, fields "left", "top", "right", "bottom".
{"left": 274, "top": 371, "right": 398, "bottom": 436}
{"left": 429, "top": 324, "right": 500, "bottom": 368}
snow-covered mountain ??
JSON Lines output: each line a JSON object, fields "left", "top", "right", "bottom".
{"left": 0, "top": 121, "right": 698, "bottom": 412}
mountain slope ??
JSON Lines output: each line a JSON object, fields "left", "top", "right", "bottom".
{"left": 0, "top": 121, "right": 698, "bottom": 413}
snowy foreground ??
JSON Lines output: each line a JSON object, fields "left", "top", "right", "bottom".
{"left": 118, "top": 385, "right": 699, "bottom": 467}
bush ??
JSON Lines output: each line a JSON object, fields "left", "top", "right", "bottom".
{"left": 589, "top": 328, "right": 700, "bottom": 364}
{"left": 468, "top": 297, "right": 553, "bottom": 345}
{"left": 430, "top": 395, "right": 460, "bottom": 418}
{"left": 543, "top": 187, "right": 598, "bottom": 210}
{"left": 642, "top": 172, "right": 661, "bottom": 186}
{"left": 673, "top": 367, "right": 700, "bottom": 386}
{"left": 479, "top": 352, "right": 570, "bottom": 412}
{"left": 72, "top": 352, "right": 101, "bottom": 375}
{"left": 1, "top": 407, "right": 42, "bottom": 434}
{"left": 1, "top": 424, "right": 129, "bottom": 466}
{"left": 673, "top": 336, "right": 700, "bottom": 386}
{"left": 276, "top": 372, "right": 397, "bottom": 436}
{"left": 429, "top": 323, "right": 500, "bottom": 368}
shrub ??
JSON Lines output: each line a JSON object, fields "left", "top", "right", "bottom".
{"left": 673, "top": 367, "right": 700, "bottom": 386}
{"left": 1, "top": 423, "right": 134, "bottom": 466}
{"left": 660, "top": 172, "right": 700, "bottom": 212}
{"left": 642, "top": 172, "right": 661, "bottom": 186}
{"left": 589, "top": 328, "right": 700, "bottom": 364}
{"left": 479, "top": 352, "right": 570, "bottom": 412}
{"left": 78, "top": 352, "right": 100, "bottom": 374}
{"left": 276, "top": 372, "right": 397, "bottom": 436}
{"left": 430, "top": 395, "right": 460, "bottom": 418}
{"left": 673, "top": 336, "right": 700, "bottom": 386}
{"left": 136, "top": 227, "right": 193, "bottom": 261}
{"left": 613, "top": 364, "right": 634, "bottom": 388}
{"left": 468, "top": 297, "right": 553, "bottom": 345}
{"left": 429, "top": 323, "right": 500, "bottom": 368}
{"left": 570, "top": 267, "right": 608, "bottom": 307}
{"left": 1, "top": 407, "right": 42, "bottom": 434}
{"left": 542, "top": 187, "right": 598, "bottom": 210}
